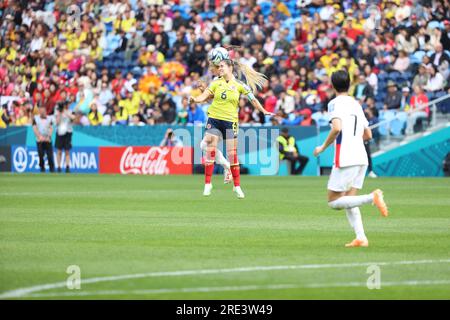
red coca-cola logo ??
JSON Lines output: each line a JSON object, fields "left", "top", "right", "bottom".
{"left": 120, "top": 146, "right": 170, "bottom": 175}
{"left": 99, "top": 146, "right": 193, "bottom": 175}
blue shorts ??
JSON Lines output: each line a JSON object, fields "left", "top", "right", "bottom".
{"left": 205, "top": 118, "right": 238, "bottom": 140}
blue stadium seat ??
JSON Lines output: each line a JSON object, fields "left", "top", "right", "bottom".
{"left": 260, "top": 2, "right": 272, "bottom": 17}
{"left": 308, "top": 7, "right": 319, "bottom": 16}
{"left": 103, "top": 60, "right": 114, "bottom": 70}
{"left": 172, "top": 4, "right": 191, "bottom": 19}
{"left": 427, "top": 20, "right": 441, "bottom": 30}
{"left": 402, "top": 71, "right": 413, "bottom": 81}
{"left": 377, "top": 92, "right": 387, "bottom": 103}
{"left": 435, "top": 91, "right": 450, "bottom": 113}
{"left": 312, "top": 112, "right": 330, "bottom": 127}
{"left": 388, "top": 71, "right": 401, "bottom": 81}
{"left": 390, "top": 112, "right": 407, "bottom": 136}
{"left": 378, "top": 111, "right": 396, "bottom": 136}
{"left": 412, "top": 50, "right": 426, "bottom": 63}
{"left": 132, "top": 51, "right": 139, "bottom": 62}
{"left": 199, "top": 11, "right": 216, "bottom": 20}
{"left": 115, "top": 60, "right": 125, "bottom": 69}
{"left": 132, "top": 70, "right": 143, "bottom": 78}
{"left": 105, "top": 22, "right": 113, "bottom": 34}
{"left": 116, "top": 52, "right": 125, "bottom": 60}
{"left": 375, "top": 102, "right": 384, "bottom": 110}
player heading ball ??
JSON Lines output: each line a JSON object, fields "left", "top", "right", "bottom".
{"left": 190, "top": 55, "right": 273, "bottom": 199}
{"left": 313, "top": 70, "right": 389, "bottom": 248}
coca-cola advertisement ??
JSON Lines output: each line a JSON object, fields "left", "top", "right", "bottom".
{"left": 99, "top": 146, "right": 193, "bottom": 175}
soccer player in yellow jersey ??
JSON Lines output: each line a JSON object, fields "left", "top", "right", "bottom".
{"left": 197, "top": 78, "right": 233, "bottom": 185}
{"left": 190, "top": 59, "right": 273, "bottom": 198}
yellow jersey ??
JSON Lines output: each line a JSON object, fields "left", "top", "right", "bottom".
{"left": 88, "top": 112, "right": 103, "bottom": 126}
{"left": 0, "top": 109, "right": 7, "bottom": 128}
{"left": 206, "top": 77, "right": 253, "bottom": 123}
{"left": 115, "top": 108, "right": 129, "bottom": 122}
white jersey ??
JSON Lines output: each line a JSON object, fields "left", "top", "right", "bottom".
{"left": 327, "top": 95, "right": 369, "bottom": 168}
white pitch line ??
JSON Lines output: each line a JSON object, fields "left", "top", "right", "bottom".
{"left": 0, "top": 190, "right": 193, "bottom": 197}
{"left": 20, "top": 280, "right": 450, "bottom": 298}
{"left": 1, "top": 259, "right": 449, "bottom": 299}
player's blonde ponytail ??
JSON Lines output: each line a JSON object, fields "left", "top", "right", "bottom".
{"left": 233, "top": 60, "right": 268, "bottom": 93}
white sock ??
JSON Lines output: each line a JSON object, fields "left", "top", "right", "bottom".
{"left": 200, "top": 140, "right": 229, "bottom": 168}
{"left": 345, "top": 209, "right": 355, "bottom": 229}
{"left": 215, "top": 149, "right": 230, "bottom": 168}
{"left": 345, "top": 207, "right": 367, "bottom": 240}
{"left": 200, "top": 140, "right": 207, "bottom": 151}
{"left": 328, "top": 194, "right": 373, "bottom": 209}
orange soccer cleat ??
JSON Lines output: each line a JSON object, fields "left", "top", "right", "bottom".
{"left": 373, "top": 189, "right": 389, "bottom": 217}
{"left": 345, "top": 239, "right": 369, "bottom": 248}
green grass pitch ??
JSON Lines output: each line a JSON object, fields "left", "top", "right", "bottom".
{"left": 0, "top": 173, "right": 449, "bottom": 299}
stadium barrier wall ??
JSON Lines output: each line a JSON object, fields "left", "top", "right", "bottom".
{"left": 2, "top": 126, "right": 449, "bottom": 176}
{"left": 99, "top": 146, "right": 193, "bottom": 175}
{"left": 0, "top": 126, "right": 331, "bottom": 176}
{"left": 0, "top": 146, "right": 12, "bottom": 172}
{"left": 372, "top": 126, "right": 450, "bottom": 177}
{"left": 10, "top": 145, "right": 99, "bottom": 173}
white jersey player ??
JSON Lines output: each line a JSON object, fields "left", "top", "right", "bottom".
{"left": 313, "top": 70, "right": 388, "bottom": 248}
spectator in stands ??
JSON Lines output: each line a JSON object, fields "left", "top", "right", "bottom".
{"left": 160, "top": 98, "right": 176, "bottom": 124}
{"left": 55, "top": 101, "right": 74, "bottom": 173}
{"left": 392, "top": 50, "right": 411, "bottom": 73}
{"left": 365, "top": 98, "right": 379, "bottom": 128}
{"left": 353, "top": 73, "right": 374, "bottom": 104}
{"left": 430, "top": 43, "right": 450, "bottom": 68}
{"left": 364, "top": 106, "right": 379, "bottom": 177}
{"left": 277, "top": 127, "right": 309, "bottom": 175}
{"left": 400, "top": 87, "right": 412, "bottom": 111}
{"left": 363, "top": 97, "right": 379, "bottom": 118}
{"left": 32, "top": 105, "right": 55, "bottom": 173}
{"left": 0, "top": 104, "right": 9, "bottom": 128}
{"left": 160, "top": 128, "right": 183, "bottom": 147}
{"left": 177, "top": 97, "right": 189, "bottom": 125}
{"left": 406, "top": 85, "right": 430, "bottom": 135}
{"left": 112, "top": 101, "right": 128, "bottom": 125}
{"left": 384, "top": 81, "right": 402, "bottom": 111}
{"left": 299, "top": 108, "right": 316, "bottom": 127}
{"left": 363, "top": 64, "right": 378, "bottom": 94}
{"left": 441, "top": 20, "right": 450, "bottom": 51}
{"left": 88, "top": 102, "right": 103, "bottom": 126}
{"left": 424, "top": 65, "right": 446, "bottom": 96}
{"left": 129, "top": 114, "right": 145, "bottom": 127}
{"left": 276, "top": 91, "right": 296, "bottom": 115}
{"left": 395, "top": 28, "right": 418, "bottom": 54}
{"left": 412, "top": 63, "right": 430, "bottom": 89}
{"left": 187, "top": 101, "right": 205, "bottom": 125}
{"left": 98, "top": 82, "right": 114, "bottom": 108}
{"left": 0, "top": 0, "right": 448, "bottom": 132}
{"left": 239, "top": 97, "right": 254, "bottom": 124}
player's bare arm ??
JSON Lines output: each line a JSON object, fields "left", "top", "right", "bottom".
{"left": 250, "top": 98, "right": 274, "bottom": 116}
{"left": 190, "top": 90, "right": 213, "bottom": 104}
{"left": 314, "top": 118, "right": 342, "bottom": 157}
{"left": 363, "top": 127, "right": 372, "bottom": 141}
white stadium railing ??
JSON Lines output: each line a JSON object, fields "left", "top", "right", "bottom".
{"left": 369, "top": 93, "right": 450, "bottom": 147}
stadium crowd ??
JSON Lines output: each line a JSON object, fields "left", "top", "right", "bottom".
{"left": 0, "top": 0, "right": 450, "bottom": 132}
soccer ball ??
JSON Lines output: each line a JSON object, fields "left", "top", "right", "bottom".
{"left": 208, "top": 47, "right": 230, "bottom": 65}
